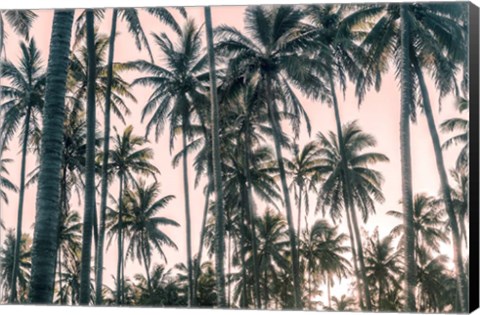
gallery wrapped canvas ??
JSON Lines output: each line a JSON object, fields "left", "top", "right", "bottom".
{"left": 0, "top": 1, "right": 478, "bottom": 313}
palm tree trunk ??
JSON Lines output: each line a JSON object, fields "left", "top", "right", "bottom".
{"left": 328, "top": 70, "right": 371, "bottom": 310}
{"left": 193, "top": 184, "right": 211, "bottom": 305}
{"left": 413, "top": 54, "right": 468, "bottom": 312}
{"left": 204, "top": 6, "right": 227, "bottom": 308}
{"left": 307, "top": 268, "right": 312, "bottom": 310}
{"left": 95, "top": 8, "right": 118, "bottom": 305}
{"left": 58, "top": 250, "right": 63, "bottom": 304}
{"left": 116, "top": 174, "right": 124, "bottom": 305}
{"left": 9, "top": 102, "right": 32, "bottom": 303}
{"left": 399, "top": 5, "right": 416, "bottom": 312}
{"left": 238, "top": 182, "right": 249, "bottom": 308}
{"left": 297, "top": 184, "right": 303, "bottom": 241}
{"left": 243, "top": 122, "right": 262, "bottom": 308}
{"left": 79, "top": 10, "right": 96, "bottom": 305}
{"left": 140, "top": 240, "right": 153, "bottom": 296}
{"left": 263, "top": 264, "right": 268, "bottom": 308}
{"left": 327, "top": 275, "right": 332, "bottom": 309}
{"left": 28, "top": 10, "right": 74, "bottom": 304}
{"left": 181, "top": 125, "right": 194, "bottom": 307}
{"left": 227, "top": 233, "right": 231, "bottom": 307}
{"left": 265, "top": 77, "right": 302, "bottom": 309}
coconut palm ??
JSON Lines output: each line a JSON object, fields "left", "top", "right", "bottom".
{"left": 326, "top": 294, "right": 356, "bottom": 311}
{"left": 121, "top": 180, "right": 179, "bottom": 297}
{"left": 441, "top": 98, "right": 469, "bottom": 169}
{"left": 388, "top": 193, "right": 449, "bottom": 255}
{"left": 300, "top": 220, "right": 351, "bottom": 310}
{"left": 0, "top": 230, "right": 31, "bottom": 303}
{"left": 285, "top": 142, "right": 322, "bottom": 240}
{"left": 0, "top": 38, "right": 45, "bottom": 303}
{"left": 106, "top": 125, "right": 159, "bottom": 304}
{"left": 29, "top": 10, "right": 75, "bottom": 304}
{"left": 0, "top": 10, "right": 37, "bottom": 58}
{"left": 131, "top": 19, "right": 210, "bottom": 306}
{"left": 316, "top": 121, "right": 388, "bottom": 309}
{"left": 364, "top": 229, "right": 401, "bottom": 310}
{"left": 215, "top": 6, "right": 328, "bottom": 307}
{"left": 450, "top": 165, "right": 469, "bottom": 247}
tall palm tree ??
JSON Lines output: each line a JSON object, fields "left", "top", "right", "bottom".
{"left": 95, "top": 7, "right": 187, "bottom": 304}
{"left": 122, "top": 180, "right": 179, "bottom": 296}
{"left": 316, "top": 121, "right": 388, "bottom": 308}
{"left": 29, "top": 10, "right": 75, "bottom": 304}
{"left": 450, "top": 165, "right": 469, "bottom": 247}
{"left": 79, "top": 10, "right": 96, "bottom": 305}
{"left": 107, "top": 125, "right": 159, "bottom": 304}
{"left": 0, "top": 10, "right": 37, "bottom": 58}
{"left": 285, "top": 142, "right": 321, "bottom": 240}
{"left": 204, "top": 7, "right": 227, "bottom": 307}
{"left": 0, "top": 230, "right": 31, "bottom": 303}
{"left": 131, "top": 19, "right": 209, "bottom": 307}
{"left": 0, "top": 38, "right": 45, "bottom": 303}
{"left": 215, "top": 6, "right": 326, "bottom": 307}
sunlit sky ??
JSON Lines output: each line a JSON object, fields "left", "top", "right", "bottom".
{"left": 0, "top": 4, "right": 468, "bottom": 305}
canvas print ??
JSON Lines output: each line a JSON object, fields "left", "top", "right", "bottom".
{"left": 0, "top": 2, "right": 478, "bottom": 313}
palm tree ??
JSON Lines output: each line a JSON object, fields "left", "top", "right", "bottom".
{"left": 300, "top": 220, "right": 351, "bottom": 310}
{"left": 316, "top": 121, "right": 388, "bottom": 308}
{"left": 0, "top": 230, "right": 31, "bottom": 303}
{"left": 79, "top": 10, "right": 96, "bottom": 305}
{"left": 388, "top": 193, "right": 449, "bottom": 255}
{"left": 29, "top": 10, "right": 75, "bottom": 304}
{"left": 95, "top": 7, "right": 187, "bottom": 304}
{"left": 215, "top": 6, "right": 326, "bottom": 307}
{"left": 450, "top": 165, "right": 469, "bottom": 247}
{"left": 441, "top": 98, "right": 469, "bottom": 168}
{"left": 0, "top": 39, "right": 45, "bottom": 303}
{"left": 106, "top": 125, "right": 158, "bottom": 304}
{"left": 326, "top": 294, "right": 356, "bottom": 311}
{"left": 364, "top": 229, "right": 401, "bottom": 310}
{"left": 0, "top": 10, "right": 37, "bottom": 58}
{"left": 121, "top": 180, "right": 179, "bottom": 297}
{"left": 131, "top": 19, "right": 209, "bottom": 307}
{"left": 204, "top": 7, "right": 227, "bottom": 307}
{"left": 285, "top": 142, "right": 321, "bottom": 240}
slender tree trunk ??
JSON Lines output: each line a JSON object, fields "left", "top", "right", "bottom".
{"left": 193, "top": 185, "right": 211, "bottom": 305}
{"left": 243, "top": 122, "right": 262, "bottom": 308}
{"left": 181, "top": 126, "right": 194, "bottom": 307}
{"left": 265, "top": 77, "right": 302, "bottom": 309}
{"left": 297, "top": 184, "right": 303, "bottom": 241}
{"left": 328, "top": 71, "right": 371, "bottom": 310}
{"left": 95, "top": 8, "right": 118, "bottom": 305}
{"left": 227, "top": 233, "right": 231, "bottom": 307}
{"left": 29, "top": 10, "right": 74, "bottom": 304}
{"left": 327, "top": 275, "right": 332, "bottom": 309}
{"left": 58, "top": 250, "right": 63, "bottom": 304}
{"left": 9, "top": 102, "right": 32, "bottom": 303}
{"left": 399, "top": 5, "right": 416, "bottom": 312}
{"left": 79, "top": 10, "right": 96, "bottom": 305}
{"left": 238, "top": 182, "right": 249, "bottom": 308}
{"left": 204, "top": 6, "right": 227, "bottom": 308}
{"left": 116, "top": 174, "right": 124, "bottom": 305}
{"left": 413, "top": 55, "right": 468, "bottom": 312}
{"left": 307, "top": 268, "right": 312, "bottom": 310}
{"left": 263, "top": 264, "right": 269, "bottom": 309}
{"left": 141, "top": 240, "right": 153, "bottom": 297}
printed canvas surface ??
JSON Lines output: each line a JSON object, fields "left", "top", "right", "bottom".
{"left": 0, "top": 2, "right": 478, "bottom": 313}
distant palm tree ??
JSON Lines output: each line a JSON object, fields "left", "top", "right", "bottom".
{"left": 131, "top": 19, "right": 209, "bottom": 306}
{"left": 122, "top": 180, "right": 179, "bottom": 296}
{"left": 326, "top": 294, "right": 357, "bottom": 311}
{"left": 0, "top": 39, "right": 45, "bottom": 303}
{"left": 450, "top": 165, "right": 469, "bottom": 247}
{"left": 285, "top": 142, "right": 321, "bottom": 240}
{"left": 0, "top": 230, "right": 31, "bottom": 303}
{"left": 364, "top": 230, "right": 401, "bottom": 310}
{"left": 300, "top": 220, "right": 350, "bottom": 309}
{"left": 441, "top": 98, "right": 469, "bottom": 169}
{"left": 107, "top": 125, "right": 159, "bottom": 304}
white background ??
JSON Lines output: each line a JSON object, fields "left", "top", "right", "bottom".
{"left": 0, "top": 0, "right": 479, "bottom": 314}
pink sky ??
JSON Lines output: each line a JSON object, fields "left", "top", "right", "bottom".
{"left": 0, "top": 5, "right": 467, "bottom": 304}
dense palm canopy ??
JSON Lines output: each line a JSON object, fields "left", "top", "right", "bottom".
{"left": 0, "top": 3, "right": 471, "bottom": 312}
